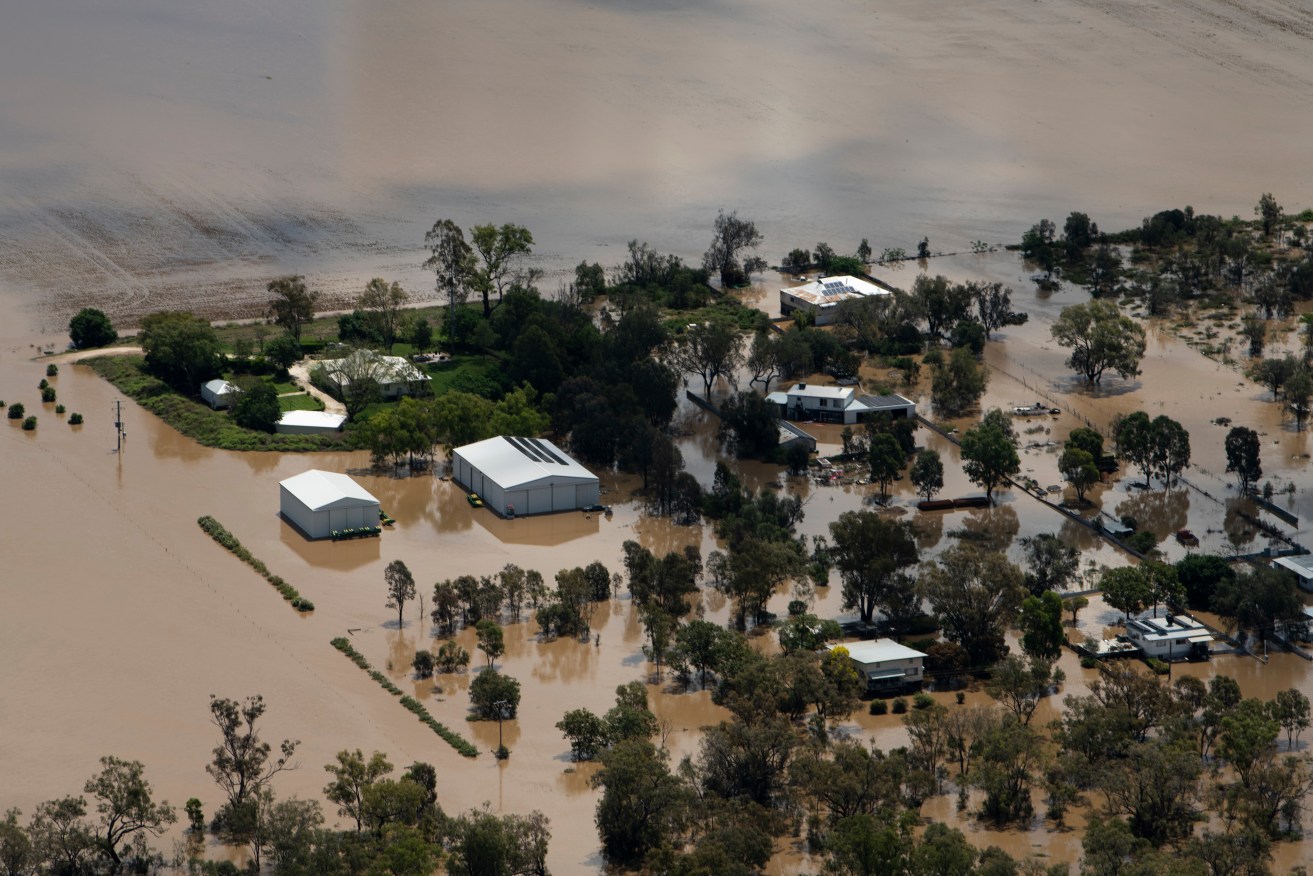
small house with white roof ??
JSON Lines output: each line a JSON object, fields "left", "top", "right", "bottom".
{"left": 201, "top": 379, "right": 241, "bottom": 410}
{"left": 1124, "top": 613, "right": 1213, "bottom": 660}
{"left": 280, "top": 470, "right": 380, "bottom": 539}
{"left": 827, "top": 639, "right": 927, "bottom": 692}
{"left": 452, "top": 436, "right": 600, "bottom": 518}
{"left": 780, "top": 275, "right": 891, "bottom": 325}
{"left": 765, "top": 383, "right": 915, "bottom": 425}
{"left": 1273, "top": 555, "right": 1313, "bottom": 592}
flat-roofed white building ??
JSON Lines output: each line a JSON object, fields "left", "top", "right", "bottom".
{"left": 276, "top": 410, "right": 347, "bottom": 435}
{"left": 280, "top": 470, "right": 379, "bottom": 539}
{"left": 1124, "top": 613, "right": 1213, "bottom": 660}
{"left": 780, "top": 275, "right": 891, "bottom": 325}
{"left": 452, "top": 436, "right": 601, "bottom": 518}
{"left": 1274, "top": 555, "right": 1313, "bottom": 592}
{"left": 201, "top": 379, "right": 241, "bottom": 409}
{"left": 827, "top": 639, "right": 926, "bottom": 692}
{"left": 765, "top": 383, "right": 916, "bottom": 425}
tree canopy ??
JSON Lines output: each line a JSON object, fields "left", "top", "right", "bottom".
{"left": 1051, "top": 300, "right": 1146, "bottom": 384}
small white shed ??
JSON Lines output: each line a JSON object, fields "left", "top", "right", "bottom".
{"left": 201, "top": 379, "right": 240, "bottom": 409}
{"left": 828, "top": 639, "right": 927, "bottom": 692}
{"left": 276, "top": 410, "right": 347, "bottom": 435}
{"left": 280, "top": 470, "right": 379, "bottom": 539}
{"left": 452, "top": 436, "right": 600, "bottom": 518}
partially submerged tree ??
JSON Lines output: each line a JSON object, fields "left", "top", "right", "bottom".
{"left": 69, "top": 307, "right": 118, "bottom": 350}
{"left": 385, "top": 560, "right": 416, "bottom": 628}
{"left": 829, "top": 511, "right": 920, "bottom": 629}
{"left": 1051, "top": 300, "right": 1146, "bottom": 384}
{"left": 959, "top": 418, "right": 1020, "bottom": 502}
{"left": 1225, "top": 426, "right": 1262, "bottom": 494}
{"left": 206, "top": 695, "right": 299, "bottom": 827}
{"left": 909, "top": 449, "right": 944, "bottom": 502}
{"left": 667, "top": 319, "right": 745, "bottom": 398}
{"left": 703, "top": 210, "right": 764, "bottom": 287}
{"left": 83, "top": 756, "right": 177, "bottom": 873}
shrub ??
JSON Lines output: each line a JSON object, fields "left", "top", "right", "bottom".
{"left": 38, "top": 379, "right": 48, "bottom": 390}
{"left": 1145, "top": 657, "right": 1170, "bottom": 675}
{"left": 69, "top": 413, "right": 83, "bottom": 425}
{"left": 197, "top": 516, "right": 312, "bottom": 612}
{"left": 46, "top": 364, "right": 58, "bottom": 377}
{"left": 891, "top": 698, "right": 908, "bottom": 714}
{"left": 7, "top": 403, "right": 24, "bottom": 419}
{"left": 869, "top": 700, "right": 888, "bottom": 716}
{"left": 21, "top": 416, "right": 36, "bottom": 431}
{"left": 1125, "top": 530, "right": 1159, "bottom": 555}
{"left": 787, "top": 600, "right": 807, "bottom": 617}
{"left": 1080, "top": 656, "right": 1098, "bottom": 669}
{"left": 55, "top": 405, "right": 65, "bottom": 414}
{"left": 413, "top": 650, "right": 435, "bottom": 679}
{"left": 436, "top": 640, "right": 471, "bottom": 673}
{"left": 955, "top": 691, "right": 966, "bottom": 705}
{"left": 913, "top": 692, "right": 935, "bottom": 710}
{"left": 41, "top": 387, "right": 56, "bottom": 403}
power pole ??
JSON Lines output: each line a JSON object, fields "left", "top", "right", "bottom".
{"left": 113, "top": 400, "right": 126, "bottom": 453}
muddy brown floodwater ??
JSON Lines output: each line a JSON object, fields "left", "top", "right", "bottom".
{"left": 6, "top": 0, "right": 1313, "bottom": 871}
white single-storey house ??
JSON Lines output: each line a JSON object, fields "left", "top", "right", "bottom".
{"left": 1274, "top": 555, "right": 1313, "bottom": 592}
{"left": 765, "top": 383, "right": 916, "bottom": 425}
{"left": 201, "top": 379, "right": 241, "bottom": 409}
{"left": 452, "top": 435, "right": 601, "bottom": 518}
{"left": 1124, "top": 613, "right": 1213, "bottom": 660}
{"left": 316, "top": 350, "right": 431, "bottom": 400}
{"left": 276, "top": 410, "right": 347, "bottom": 435}
{"left": 279, "top": 469, "right": 379, "bottom": 539}
{"left": 828, "top": 639, "right": 926, "bottom": 692}
{"left": 780, "top": 275, "right": 891, "bottom": 326}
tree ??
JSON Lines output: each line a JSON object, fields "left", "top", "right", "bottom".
{"left": 69, "top": 307, "right": 117, "bottom": 349}
{"left": 140, "top": 311, "right": 222, "bottom": 390}
{"left": 83, "top": 756, "right": 176, "bottom": 873}
{"left": 919, "top": 544, "right": 1026, "bottom": 666}
{"left": 357, "top": 278, "right": 409, "bottom": 352}
{"left": 1214, "top": 566, "right": 1306, "bottom": 639}
{"left": 266, "top": 276, "right": 319, "bottom": 342}
{"left": 312, "top": 348, "right": 389, "bottom": 422}
{"left": 322, "top": 750, "right": 392, "bottom": 832}
{"left": 1241, "top": 315, "right": 1267, "bottom": 357}
{"left": 592, "top": 739, "right": 689, "bottom": 866}
{"left": 264, "top": 334, "right": 301, "bottom": 373}
{"left": 1022, "top": 219, "right": 1059, "bottom": 281}
{"left": 423, "top": 219, "right": 475, "bottom": 327}
{"left": 206, "top": 695, "right": 299, "bottom": 815}
{"left": 1150, "top": 415, "right": 1191, "bottom": 487}
{"left": 1059, "top": 447, "right": 1099, "bottom": 502}
{"left": 1273, "top": 689, "right": 1311, "bottom": 749}
{"left": 986, "top": 654, "right": 1059, "bottom": 724}
{"left": 717, "top": 390, "right": 779, "bottom": 458}
{"left": 672, "top": 619, "right": 733, "bottom": 687}
{"left": 0, "top": 808, "right": 33, "bottom": 876}
{"left": 909, "top": 449, "right": 944, "bottom": 502}
{"left": 829, "top": 511, "right": 920, "bottom": 628}
{"left": 468, "top": 223, "right": 535, "bottom": 318}
{"left": 1115, "top": 410, "right": 1155, "bottom": 486}
{"left": 231, "top": 383, "right": 280, "bottom": 433}
{"left": 475, "top": 620, "right": 504, "bottom": 668}
{"left": 412, "top": 650, "right": 435, "bottom": 679}
{"left": 469, "top": 670, "right": 521, "bottom": 720}
{"left": 1101, "top": 566, "right": 1150, "bottom": 622}
{"left": 746, "top": 331, "right": 782, "bottom": 392}
{"left": 1019, "top": 533, "right": 1080, "bottom": 596}
{"left": 912, "top": 274, "right": 972, "bottom": 339}
{"left": 972, "top": 281, "right": 1026, "bottom": 338}
{"left": 1018, "top": 592, "right": 1066, "bottom": 661}
{"left": 959, "top": 420, "right": 1020, "bottom": 502}
{"left": 28, "top": 796, "right": 95, "bottom": 876}
{"left": 1050, "top": 299, "right": 1147, "bottom": 384}
{"left": 557, "top": 709, "right": 611, "bottom": 762}
{"left": 930, "top": 347, "right": 988, "bottom": 417}
{"left": 1256, "top": 193, "right": 1283, "bottom": 239}
{"left": 703, "top": 210, "right": 764, "bottom": 286}
{"left": 970, "top": 719, "right": 1044, "bottom": 824}
{"left": 867, "top": 432, "right": 906, "bottom": 501}
{"left": 1088, "top": 244, "right": 1123, "bottom": 298}
{"left": 668, "top": 320, "right": 745, "bottom": 398}
{"left": 1285, "top": 369, "right": 1313, "bottom": 431}
{"left": 385, "top": 560, "right": 416, "bottom": 628}
{"left": 1225, "top": 426, "right": 1262, "bottom": 494}
{"left": 1067, "top": 426, "right": 1104, "bottom": 461}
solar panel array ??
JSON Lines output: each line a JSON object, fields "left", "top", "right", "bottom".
{"left": 505, "top": 436, "right": 567, "bottom": 465}
{"left": 822, "top": 280, "right": 854, "bottom": 294}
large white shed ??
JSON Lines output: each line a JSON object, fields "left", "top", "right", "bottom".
{"left": 276, "top": 410, "right": 347, "bottom": 435}
{"left": 452, "top": 436, "right": 600, "bottom": 518}
{"left": 279, "top": 470, "right": 379, "bottom": 539}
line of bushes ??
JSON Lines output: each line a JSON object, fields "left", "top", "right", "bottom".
{"left": 197, "top": 516, "right": 314, "bottom": 612}
{"left": 330, "top": 637, "right": 478, "bottom": 758}
{"left": 86, "top": 356, "right": 366, "bottom": 452}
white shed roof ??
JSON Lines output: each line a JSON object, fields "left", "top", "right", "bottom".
{"left": 455, "top": 436, "right": 598, "bottom": 490}
{"left": 829, "top": 639, "right": 927, "bottom": 665}
{"left": 203, "top": 379, "right": 239, "bottom": 394}
{"left": 1275, "top": 556, "right": 1313, "bottom": 580}
{"left": 278, "top": 410, "right": 347, "bottom": 429}
{"left": 280, "top": 469, "right": 378, "bottom": 511}
{"left": 782, "top": 275, "right": 890, "bottom": 307}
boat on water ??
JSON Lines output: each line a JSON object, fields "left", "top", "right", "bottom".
{"left": 1012, "top": 401, "right": 1061, "bottom": 417}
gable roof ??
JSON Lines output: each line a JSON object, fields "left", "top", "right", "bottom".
{"left": 202, "top": 379, "right": 239, "bottom": 394}
{"left": 455, "top": 436, "right": 598, "bottom": 490}
{"left": 280, "top": 469, "right": 378, "bottom": 511}
{"left": 277, "top": 410, "right": 347, "bottom": 429}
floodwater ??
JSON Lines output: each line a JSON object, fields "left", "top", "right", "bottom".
{"left": 6, "top": 0, "right": 1313, "bottom": 872}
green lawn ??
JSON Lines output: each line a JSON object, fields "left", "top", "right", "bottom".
{"left": 278, "top": 393, "right": 324, "bottom": 413}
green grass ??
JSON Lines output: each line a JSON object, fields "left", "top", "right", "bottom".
{"left": 278, "top": 393, "right": 325, "bottom": 413}
{"left": 424, "top": 354, "right": 508, "bottom": 399}
{"left": 86, "top": 356, "right": 365, "bottom": 452}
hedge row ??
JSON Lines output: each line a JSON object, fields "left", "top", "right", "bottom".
{"left": 330, "top": 637, "right": 478, "bottom": 758}
{"left": 197, "top": 516, "right": 314, "bottom": 612}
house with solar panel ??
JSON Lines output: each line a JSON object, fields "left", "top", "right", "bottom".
{"left": 765, "top": 382, "right": 915, "bottom": 425}
{"left": 451, "top": 436, "right": 601, "bottom": 517}
{"left": 779, "top": 275, "right": 891, "bottom": 325}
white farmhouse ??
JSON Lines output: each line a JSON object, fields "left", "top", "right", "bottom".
{"left": 201, "top": 379, "right": 241, "bottom": 410}
{"left": 779, "top": 275, "right": 890, "bottom": 326}
{"left": 765, "top": 383, "right": 915, "bottom": 425}
{"left": 1124, "top": 613, "right": 1213, "bottom": 661}
{"left": 316, "top": 350, "right": 431, "bottom": 400}
{"left": 452, "top": 436, "right": 600, "bottom": 518}
{"left": 827, "top": 639, "right": 926, "bottom": 692}
{"left": 279, "top": 470, "right": 379, "bottom": 539}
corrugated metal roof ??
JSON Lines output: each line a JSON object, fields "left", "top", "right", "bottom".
{"left": 829, "top": 639, "right": 927, "bottom": 665}
{"left": 454, "top": 436, "right": 599, "bottom": 490}
{"left": 203, "top": 379, "right": 239, "bottom": 394}
{"left": 857, "top": 393, "right": 916, "bottom": 409}
{"left": 280, "top": 469, "right": 378, "bottom": 511}
{"left": 278, "top": 411, "right": 347, "bottom": 428}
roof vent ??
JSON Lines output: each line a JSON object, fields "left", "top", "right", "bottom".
{"left": 799, "top": 383, "right": 806, "bottom": 389}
